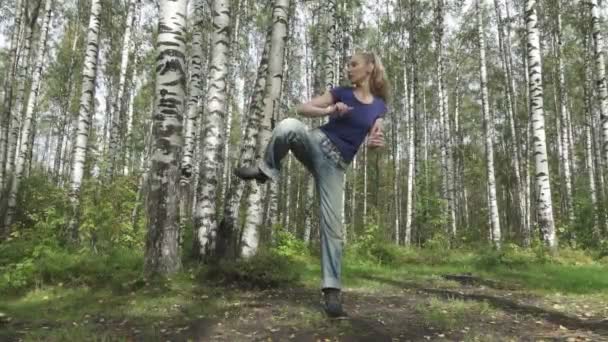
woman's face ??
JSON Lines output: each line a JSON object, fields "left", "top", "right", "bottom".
{"left": 347, "top": 54, "right": 372, "bottom": 85}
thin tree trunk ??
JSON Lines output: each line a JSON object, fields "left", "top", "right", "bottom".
{"left": 107, "top": 0, "right": 138, "bottom": 178}
{"left": 495, "top": 0, "right": 525, "bottom": 236}
{"left": 241, "top": 0, "right": 291, "bottom": 258}
{"left": 435, "top": 0, "right": 455, "bottom": 238}
{"left": 6, "top": 12, "right": 36, "bottom": 187}
{"left": 526, "top": 0, "right": 557, "bottom": 250}
{"left": 66, "top": 0, "right": 102, "bottom": 243}
{"left": 555, "top": 1, "right": 574, "bottom": 224}
{"left": 477, "top": 0, "right": 501, "bottom": 249}
{"left": 193, "top": 0, "right": 232, "bottom": 259}
{"left": 0, "top": 0, "right": 24, "bottom": 190}
{"left": 216, "top": 27, "right": 271, "bottom": 260}
{"left": 3, "top": 0, "right": 52, "bottom": 234}
{"left": 590, "top": 0, "right": 608, "bottom": 171}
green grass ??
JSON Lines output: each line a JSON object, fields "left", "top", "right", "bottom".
{"left": 415, "top": 296, "right": 497, "bottom": 330}
{"left": 2, "top": 244, "right": 608, "bottom": 340}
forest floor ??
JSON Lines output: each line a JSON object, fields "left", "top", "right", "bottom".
{"left": 2, "top": 251, "right": 608, "bottom": 341}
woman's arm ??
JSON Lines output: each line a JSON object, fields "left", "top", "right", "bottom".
{"left": 295, "top": 91, "right": 336, "bottom": 117}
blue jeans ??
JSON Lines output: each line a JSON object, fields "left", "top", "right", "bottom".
{"left": 259, "top": 118, "right": 347, "bottom": 289}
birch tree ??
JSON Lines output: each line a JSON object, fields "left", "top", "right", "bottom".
{"left": 554, "top": 0, "right": 574, "bottom": 224}
{"left": 590, "top": 0, "right": 608, "bottom": 169}
{"left": 477, "top": 0, "right": 501, "bottom": 248}
{"left": 526, "top": 0, "right": 556, "bottom": 249}
{"left": 107, "top": 0, "right": 139, "bottom": 178}
{"left": 144, "top": 0, "right": 188, "bottom": 275}
{"left": 241, "top": 0, "right": 290, "bottom": 258}
{"left": 434, "top": 0, "right": 455, "bottom": 237}
{"left": 0, "top": 0, "right": 23, "bottom": 189}
{"left": 66, "top": 0, "right": 102, "bottom": 243}
{"left": 3, "top": 0, "right": 52, "bottom": 234}
{"left": 193, "top": 0, "right": 231, "bottom": 259}
{"left": 216, "top": 30, "right": 271, "bottom": 260}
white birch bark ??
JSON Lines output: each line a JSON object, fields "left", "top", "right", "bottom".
{"left": 555, "top": 2, "right": 574, "bottom": 224}
{"left": 590, "top": 0, "right": 608, "bottom": 171}
{"left": 193, "top": 0, "right": 231, "bottom": 258}
{"left": 66, "top": 0, "right": 102, "bottom": 242}
{"left": 584, "top": 47, "right": 600, "bottom": 238}
{"left": 435, "top": 0, "right": 455, "bottom": 237}
{"left": 0, "top": 0, "right": 23, "bottom": 189}
{"left": 144, "top": 0, "right": 188, "bottom": 275}
{"left": 180, "top": 0, "right": 206, "bottom": 180}
{"left": 3, "top": 0, "right": 52, "bottom": 233}
{"left": 495, "top": 0, "right": 525, "bottom": 235}
{"left": 241, "top": 0, "right": 290, "bottom": 258}
{"left": 404, "top": 65, "right": 416, "bottom": 246}
{"left": 477, "top": 0, "right": 501, "bottom": 249}
{"left": 526, "top": 0, "right": 557, "bottom": 249}
{"left": 107, "top": 0, "right": 139, "bottom": 178}
{"left": 7, "top": 16, "right": 34, "bottom": 184}
{"left": 216, "top": 29, "right": 271, "bottom": 259}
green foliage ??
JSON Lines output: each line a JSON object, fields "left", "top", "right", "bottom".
{"left": 349, "top": 223, "right": 400, "bottom": 266}
{"left": 1, "top": 173, "right": 144, "bottom": 294}
{"left": 205, "top": 249, "right": 304, "bottom": 289}
{"left": 0, "top": 237, "right": 143, "bottom": 294}
{"left": 474, "top": 243, "right": 537, "bottom": 269}
{"left": 79, "top": 176, "right": 143, "bottom": 251}
{"left": 271, "top": 225, "right": 310, "bottom": 258}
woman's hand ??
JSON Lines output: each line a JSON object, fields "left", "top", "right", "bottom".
{"left": 368, "top": 118, "right": 385, "bottom": 148}
{"left": 326, "top": 102, "right": 353, "bottom": 117}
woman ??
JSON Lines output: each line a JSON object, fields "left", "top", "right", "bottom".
{"left": 235, "top": 51, "right": 389, "bottom": 317}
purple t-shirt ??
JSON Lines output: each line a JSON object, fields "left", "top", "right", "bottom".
{"left": 319, "top": 86, "right": 387, "bottom": 163}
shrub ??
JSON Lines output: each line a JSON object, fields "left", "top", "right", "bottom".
{"left": 271, "top": 226, "right": 309, "bottom": 258}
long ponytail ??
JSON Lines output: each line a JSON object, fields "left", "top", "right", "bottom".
{"left": 359, "top": 51, "right": 390, "bottom": 101}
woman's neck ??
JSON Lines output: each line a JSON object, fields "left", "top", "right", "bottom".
{"left": 354, "top": 80, "right": 373, "bottom": 102}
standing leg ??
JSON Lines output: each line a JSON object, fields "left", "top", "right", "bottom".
{"left": 317, "top": 162, "right": 345, "bottom": 289}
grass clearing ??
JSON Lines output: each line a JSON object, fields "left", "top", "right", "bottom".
{"left": 2, "top": 245, "right": 608, "bottom": 340}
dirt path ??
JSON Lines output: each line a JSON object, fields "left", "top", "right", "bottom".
{"left": 3, "top": 275, "right": 608, "bottom": 341}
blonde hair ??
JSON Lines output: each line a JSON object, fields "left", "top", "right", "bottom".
{"left": 356, "top": 51, "right": 390, "bottom": 102}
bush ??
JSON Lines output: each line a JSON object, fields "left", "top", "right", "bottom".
{"left": 475, "top": 243, "right": 536, "bottom": 269}
{"left": 348, "top": 223, "right": 402, "bottom": 266}
{"left": 205, "top": 249, "right": 303, "bottom": 289}
{"left": 271, "top": 226, "right": 309, "bottom": 258}
{"left": 0, "top": 239, "right": 143, "bottom": 294}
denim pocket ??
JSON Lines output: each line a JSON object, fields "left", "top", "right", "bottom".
{"left": 318, "top": 132, "right": 348, "bottom": 170}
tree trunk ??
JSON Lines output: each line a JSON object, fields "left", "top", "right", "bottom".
{"left": 526, "top": 0, "right": 557, "bottom": 250}
{"left": 215, "top": 27, "right": 272, "bottom": 260}
{"left": 477, "top": 0, "right": 501, "bottom": 249}
{"left": 3, "top": 0, "right": 52, "bottom": 234}
{"left": 0, "top": 0, "right": 23, "bottom": 190}
{"left": 6, "top": 9, "right": 36, "bottom": 188}
{"left": 107, "top": 0, "right": 139, "bottom": 179}
{"left": 241, "top": 0, "right": 290, "bottom": 258}
{"left": 66, "top": 0, "right": 102, "bottom": 243}
{"left": 144, "top": 0, "right": 188, "bottom": 275}
{"left": 590, "top": 0, "right": 608, "bottom": 172}
{"left": 435, "top": 0, "right": 455, "bottom": 238}
{"left": 495, "top": 0, "right": 525, "bottom": 237}
{"left": 193, "top": 0, "right": 232, "bottom": 260}
{"left": 555, "top": 1, "right": 574, "bottom": 225}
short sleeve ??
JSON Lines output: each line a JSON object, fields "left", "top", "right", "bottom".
{"left": 329, "top": 87, "right": 343, "bottom": 104}
{"left": 378, "top": 101, "right": 388, "bottom": 118}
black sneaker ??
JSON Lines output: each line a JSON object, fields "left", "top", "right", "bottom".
{"left": 234, "top": 166, "right": 269, "bottom": 183}
{"left": 323, "top": 288, "right": 347, "bottom": 318}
